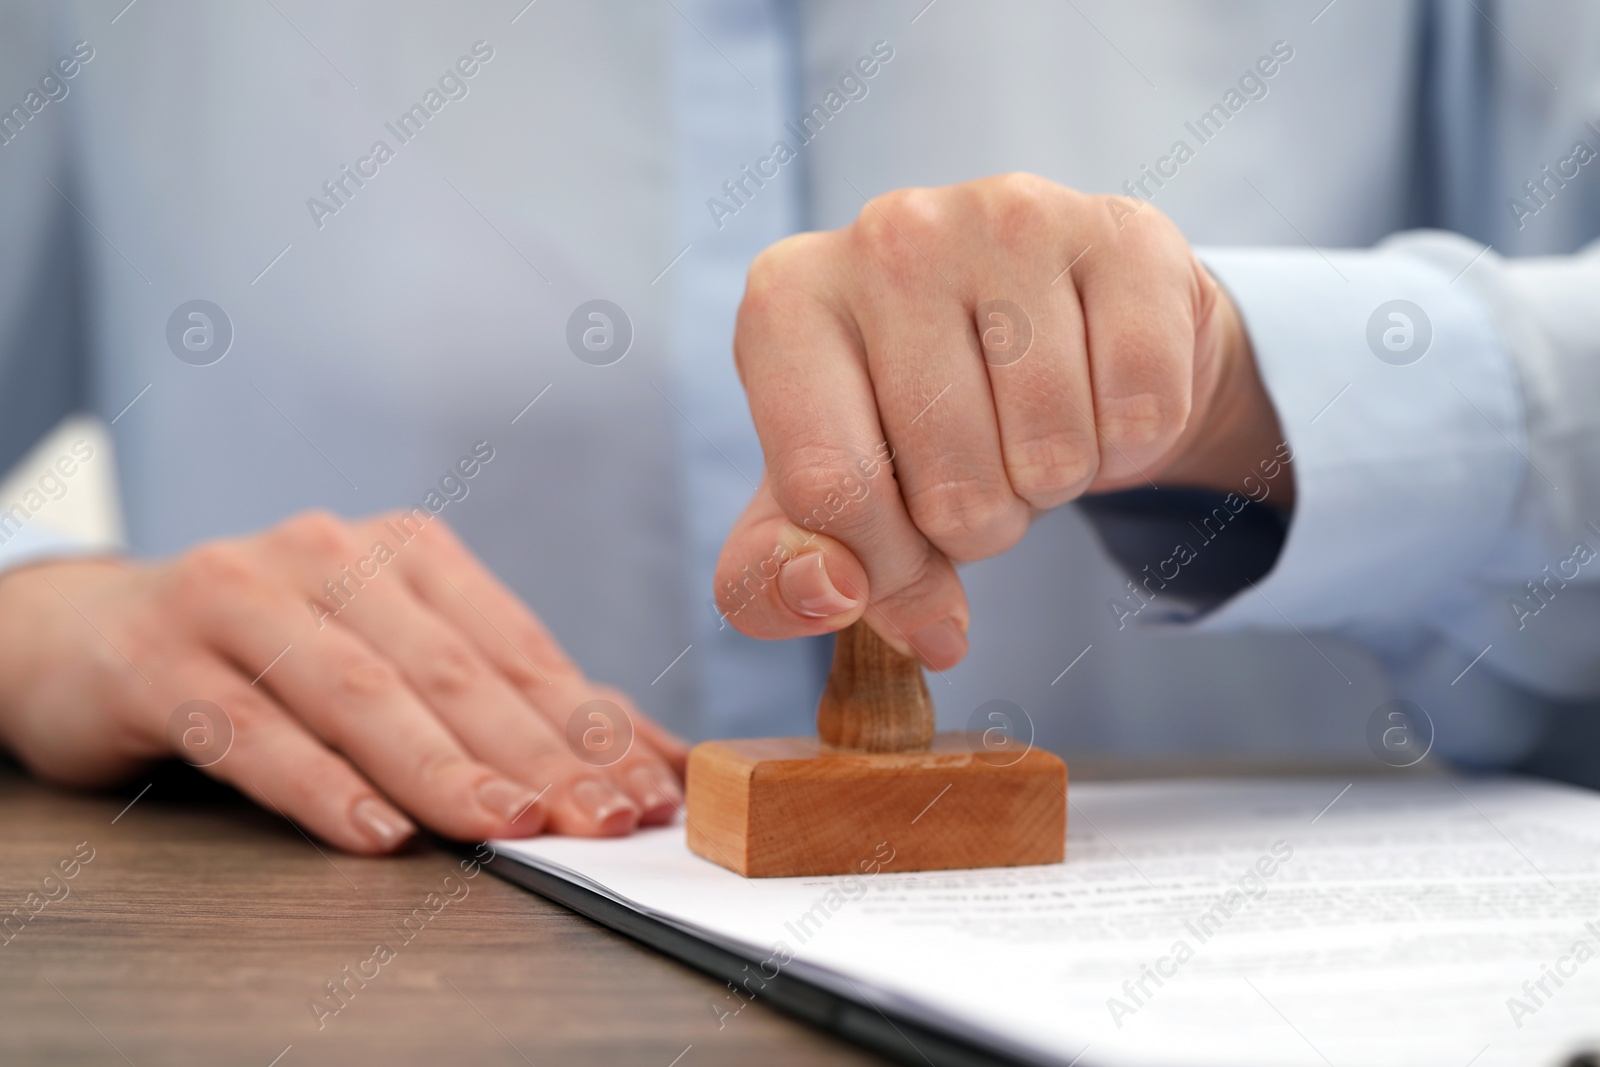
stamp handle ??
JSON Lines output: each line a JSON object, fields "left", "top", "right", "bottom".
{"left": 816, "top": 620, "right": 935, "bottom": 752}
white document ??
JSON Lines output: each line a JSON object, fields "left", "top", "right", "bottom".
{"left": 493, "top": 777, "right": 1600, "bottom": 1067}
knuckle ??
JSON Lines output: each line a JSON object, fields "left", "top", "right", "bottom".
{"left": 743, "top": 234, "right": 808, "bottom": 301}
{"left": 852, "top": 188, "right": 941, "bottom": 275}
{"left": 524, "top": 731, "right": 567, "bottom": 764}
{"left": 1099, "top": 195, "right": 1185, "bottom": 259}
{"left": 874, "top": 548, "right": 950, "bottom": 615}
{"left": 406, "top": 512, "right": 456, "bottom": 551}
{"left": 501, "top": 661, "right": 546, "bottom": 695}
{"left": 197, "top": 694, "right": 271, "bottom": 755}
{"left": 276, "top": 509, "right": 355, "bottom": 561}
{"left": 379, "top": 507, "right": 433, "bottom": 543}
{"left": 742, "top": 233, "right": 830, "bottom": 308}
{"left": 736, "top": 234, "right": 831, "bottom": 364}
{"left": 175, "top": 543, "right": 257, "bottom": 599}
{"left": 415, "top": 749, "right": 471, "bottom": 786}
{"left": 1098, "top": 392, "right": 1187, "bottom": 453}
{"left": 217, "top": 696, "right": 263, "bottom": 738}
{"left": 772, "top": 445, "right": 868, "bottom": 525}
{"left": 1007, "top": 433, "right": 1099, "bottom": 504}
{"left": 333, "top": 651, "right": 400, "bottom": 701}
{"left": 509, "top": 731, "right": 567, "bottom": 772}
{"left": 1121, "top": 215, "right": 1179, "bottom": 264}
{"left": 977, "top": 172, "right": 1058, "bottom": 241}
{"left": 875, "top": 186, "right": 941, "bottom": 231}
{"left": 415, "top": 642, "right": 480, "bottom": 701}
{"left": 499, "top": 627, "right": 563, "bottom": 691}
{"left": 904, "top": 470, "right": 1024, "bottom": 558}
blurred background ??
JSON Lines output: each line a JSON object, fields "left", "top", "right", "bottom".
{"left": 3, "top": 0, "right": 1597, "bottom": 768}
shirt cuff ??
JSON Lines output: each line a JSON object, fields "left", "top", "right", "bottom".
{"left": 0, "top": 522, "right": 105, "bottom": 577}
{"left": 1077, "top": 488, "right": 1288, "bottom": 625}
{"left": 1195, "top": 242, "right": 1524, "bottom": 630}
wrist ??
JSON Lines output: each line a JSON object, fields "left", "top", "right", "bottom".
{"left": 0, "top": 556, "right": 139, "bottom": 783}
{"left": 1155, "top": 278, "right": 1295, "bottom": 509}
{"left": 0, "top": 556, "right": 128, "bottom": 698}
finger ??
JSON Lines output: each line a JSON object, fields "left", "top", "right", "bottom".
{"left": 158, "top": 654, "right": 416, "bottom": 855}
{"left": 715, "top": 478, "right": 869, "bottom": 638}
{"left": 307, "top": 550, "right": 665, "bottom": 835}
{"left": 367, "top": 515, "right": 682, "bottom": 825}
{"left": 733, "top": 233, "right": 970, "bottom": 669}
{"left": 352, "top": 511, "right": 581, "bottom": 693}
{"left": 568, "top": 685, "right": 686, "bottom": 827}
{"left": 1074, "top": 207, "right": 1197, "bottom": 487}
{"left": 973, "top": 264, "right": 1100, "bottom": 510}
{"left": 176, "top": 540, "right": 547, "bottom": 843}
{"left": 846, "top": 192, "right": 1031, "bottom": 562}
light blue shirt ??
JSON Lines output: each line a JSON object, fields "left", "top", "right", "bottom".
{"left": 2, "top": 0, "right": 1598, "bottom": 769}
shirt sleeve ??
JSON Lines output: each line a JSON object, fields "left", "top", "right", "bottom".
{"left": 1197, "top": 236, "right": 1524, "bottom": 629}
{"left": 1196, "top": 234, "right": 1600, "bottom": 703}
{"left": 1072, "top": 235, "right": 1600, "bottom": 764}
{"left": 1074, "top": 3, "right": 1600, "bottom": 766}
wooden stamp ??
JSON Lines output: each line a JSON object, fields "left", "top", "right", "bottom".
{"left": 685, "top": 621, "right": 1067, "bottom": 877}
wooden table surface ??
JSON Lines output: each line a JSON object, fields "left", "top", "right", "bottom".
{"left": 0, "top": 755, "right": 1432, "bottom": 1066}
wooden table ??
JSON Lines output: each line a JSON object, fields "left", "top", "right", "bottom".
{"left": 0, "top": 755, "right": 1431, "bottom": 1066}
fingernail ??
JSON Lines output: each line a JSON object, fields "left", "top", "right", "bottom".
{"left": 910, "top": 618, "right": 968, "bottom": 670}
{"left": 627, "top": 765, "right": 684, "bottom": 823}
{"left": 352, "top": 797, "right": 415, "bottom": 851}
{"left": 572, "top": 779, "right": 640, "bottom": 834}
{"left": 478, "top": 778, "right": 544, "bottom": 829}
{"left": 780, "top": 552, "right": 858, "bottom": 618}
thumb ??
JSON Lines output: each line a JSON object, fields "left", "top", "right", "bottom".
{"left": 715, "top": 479, "right": 869, "bottom": 641}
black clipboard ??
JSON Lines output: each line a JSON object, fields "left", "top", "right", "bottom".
{"left": 479, "top": 848, "right": 1053, "bottom": 1067}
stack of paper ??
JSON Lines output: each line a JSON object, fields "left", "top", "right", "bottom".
{"left": 494, "top": 777, "right": 1600, "bottom": 1066}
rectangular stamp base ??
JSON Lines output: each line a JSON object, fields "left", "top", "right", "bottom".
{"left": 685, "top": 734, "right": 1066, "bottom": 877}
